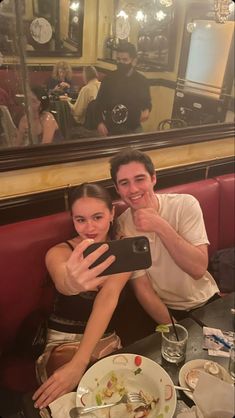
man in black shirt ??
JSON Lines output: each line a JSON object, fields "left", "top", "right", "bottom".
{"left": 96, "top": 42, "right": 152, "bottom": 136}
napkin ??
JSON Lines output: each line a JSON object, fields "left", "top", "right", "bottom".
{"left": 177, "top": 372, "right": 234, "bottom": 418}
{"left": 49, "top": 392, "right": 76, "bottom": 418}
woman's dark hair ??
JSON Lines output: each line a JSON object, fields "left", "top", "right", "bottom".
{"left": 69, "top": 183, "right": 115, "bottom": 239}
{"left": 31, "top": 86, "right": 50, "bottom": 113}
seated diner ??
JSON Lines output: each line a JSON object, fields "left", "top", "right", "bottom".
{"left": 15, "top": 86, "right": 63, "bottom": 146}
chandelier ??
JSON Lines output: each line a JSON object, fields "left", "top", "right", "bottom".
{"left": 214, "top": 0, "right": 233, "bottom": 23}
{"left": 116, "top": 0, "right": 173, "bottom": 24}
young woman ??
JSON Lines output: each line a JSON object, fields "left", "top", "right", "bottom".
{"left": 15, "top": 86, "right": 63, "bottom": 146}
{"left": 33, "top": 183, "right": 130, "bottom": 409}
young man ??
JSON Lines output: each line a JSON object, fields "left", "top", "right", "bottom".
{"left": 110, "top": 148, "right": 219, "bottom": 323}
{"left": 95, "top": 42, "right": 152, "bottom": 136}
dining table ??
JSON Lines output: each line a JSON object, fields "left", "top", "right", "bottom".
{"left": 189, "top": 292, "right": 234, "bottom": 331}
{"left": 19, "top": 319, "right": 232, "bottom": 418}
{"left": 118, "top": 317, "right": 230, "bottom": 413}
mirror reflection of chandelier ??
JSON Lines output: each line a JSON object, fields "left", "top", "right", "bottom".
{"left": 214, "top": 0, "right": 233, "bottom": 23}
{"left": 116, "top": 0, "right": 174, "bottom": 24}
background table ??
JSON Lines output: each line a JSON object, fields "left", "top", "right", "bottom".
{"left": 189, "top": 293, "right": 234, "bottom": 331}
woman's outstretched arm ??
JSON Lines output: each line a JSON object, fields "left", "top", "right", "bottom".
{"left": 33, "top": 270, "right": 130, "bottom": 408}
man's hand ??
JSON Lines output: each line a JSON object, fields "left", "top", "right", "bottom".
{"left": 133, "top": 207, "right": 160, "bottom": 232}
{"left": 140, "top": 109, "right": 150, "bottom": 122}
{"left": 97, "top": 122, "right": 108, "bottom": 136}
{"left": 133, "top": 192, "right": 160, "bottom": 233}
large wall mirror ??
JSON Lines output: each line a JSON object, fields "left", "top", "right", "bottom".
{"left": 0, "top": 0, "right": 234, "bottom": 168}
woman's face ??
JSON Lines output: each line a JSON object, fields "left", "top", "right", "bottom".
{"left": 72, "top": 197, "right": 114, "bottom": 242}
{"left": 58, "top": 68, "right": 66, "bottom": 80}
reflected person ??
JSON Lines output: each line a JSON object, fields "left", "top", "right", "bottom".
{"left": 15, "top": 86, "right": 63, "bottom": 146}
{"left": 95, "top": 42, "right": 152, "bottom": 136}
{"left": 67, "top": 66, "right": 100, "bottom": 127}
{"left": 47, "top": 61, "right": 73, "bottom": 97}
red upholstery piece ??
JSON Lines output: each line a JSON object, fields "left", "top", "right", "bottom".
{"left": 215, "top": 174, "right": 235, "bottom": 250}
{"left": 159, "top": 178, "right": 220, "bottom": 256}
{"left": 0, "top": 212, "right": 74, "bottom": 351}
{"left": 0, "top": 355, "right": 38, "bottom": 393}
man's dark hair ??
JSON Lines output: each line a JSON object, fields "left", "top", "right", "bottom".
{"left": 110, "top": 147, "right": 155, "bottom": 185}
{"left": 116, "top": 42, "right": 137, "bottom": 59}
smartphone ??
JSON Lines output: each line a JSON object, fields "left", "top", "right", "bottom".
{"left": 83, "top": 236, "right": 152, "bottom": 276}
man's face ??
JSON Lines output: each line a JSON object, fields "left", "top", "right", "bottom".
{"left": 116, "top": 52, "right": 133, "bottom": 65}
{"left": 116, "top": 52, "right": 136, "bottom": 75}
{"left": 115, "top": 161, "right": 156, "bottom": 210}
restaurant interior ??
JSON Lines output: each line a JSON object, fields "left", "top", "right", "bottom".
{"left": 0, "top": 0, "right": 234, "bottom": 417}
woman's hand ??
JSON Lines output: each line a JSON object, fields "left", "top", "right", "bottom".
{"left": 32, "top": 358, "right": 87, "bottom": 409}
{"left": 63, "top": 239, "right": 115, "bottom": 294}
{"left": 60, "top": 81, "right": 70, "bottom": 89}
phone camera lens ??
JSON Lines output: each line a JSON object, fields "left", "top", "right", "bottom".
{"left": 133, "top": 238, "right": 148, "bottom": 253}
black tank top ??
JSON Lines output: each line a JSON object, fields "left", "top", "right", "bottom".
{"left": 52, "top": 241, "right": 119, "bottom": 334}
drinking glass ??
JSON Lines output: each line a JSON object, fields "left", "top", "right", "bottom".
{"left": 228, "top": 345, "right": 235, "bottom": 380}
{"left": 161, "top": 324, "right": 188, "bottom": 363}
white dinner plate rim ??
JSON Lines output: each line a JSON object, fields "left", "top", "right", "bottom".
{"left": 76, "top": 353, "right": 177, "bottom": 418}
{"left": 178, "top": 358, "right": 232, "bottom": 401}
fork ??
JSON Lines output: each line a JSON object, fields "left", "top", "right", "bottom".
{"left": 69, "top": 392, "right": 146, "bottom": 417}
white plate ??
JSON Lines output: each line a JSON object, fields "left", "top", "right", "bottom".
{"left": 76, "top": 353, "right": 176, "bottom": 418}
{"left": 179, "top": 359, "right": 233, "bottom": 401}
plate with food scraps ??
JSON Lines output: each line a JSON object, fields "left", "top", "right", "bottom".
{"left": 179, "top": 359, "right": 233, "bottom": 400}
{"left": 76, "top": 353, "right": 176, "bottom": 418}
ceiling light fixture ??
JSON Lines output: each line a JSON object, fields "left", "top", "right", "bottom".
{"left": 214, "top": 0, "right": 232, "bottom": 23}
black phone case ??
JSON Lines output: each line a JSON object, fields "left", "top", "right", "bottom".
{"left": 83, "top": 236, "right": 152, "bottom": 276}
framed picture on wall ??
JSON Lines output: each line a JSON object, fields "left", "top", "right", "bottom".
{"left": 32, "top": 0, "right": 51, "bottom": 18}
{"left": 0, "top": 0, "right": 25, "bottom": 16}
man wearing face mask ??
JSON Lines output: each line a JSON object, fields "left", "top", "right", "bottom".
{"left": 95, "top": 42, "right": 152, "bottom": 136}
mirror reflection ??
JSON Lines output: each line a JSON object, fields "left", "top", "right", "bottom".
{"left": 0, "top": 0, "right": 234, "bottom": 148}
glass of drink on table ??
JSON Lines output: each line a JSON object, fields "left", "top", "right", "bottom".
{"left": 161, "top": 324, "right": 188, "bottom": 363}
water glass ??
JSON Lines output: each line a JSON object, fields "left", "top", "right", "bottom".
{"left": 228, "top": 345, "right": 235, "bottom": 380}
{"left": 161, "top": 324, "right": 188, "bottom": 363}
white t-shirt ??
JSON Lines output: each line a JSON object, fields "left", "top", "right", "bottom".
{"left": 117, "top": 193, "right": 219, "bottom": 310}
{"left": 69, "top": 79, "right": 100, "bottom": 124}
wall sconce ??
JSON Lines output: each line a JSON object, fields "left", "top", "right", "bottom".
{"left": 214, "top": 0, "right": 232, "bottom": 23}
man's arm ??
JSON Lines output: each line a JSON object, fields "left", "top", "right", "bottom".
{"left": 67, "top": 86, "right": 87, "bottom": 121}
{"left": 131, "top": 274, "right": 171, "bottom": 324}
{"left": 140, "top": 109, "right": 150, "bottom": 122}
{"left": 134, "top": 194, "right": 208, "bottom": 280}
{"left": 95, "top": 78, "right": 109, "bottom": 134}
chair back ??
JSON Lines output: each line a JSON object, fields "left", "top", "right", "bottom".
{"left": 158, "top": 118, "right": 187, "bottom": 130}
{"left": 0, "top": 105, "right": 17, "bottom": 146}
